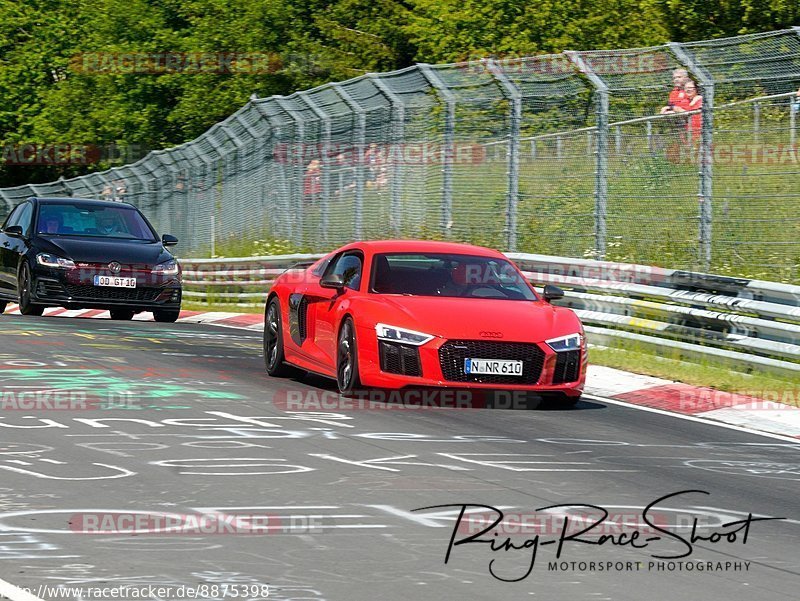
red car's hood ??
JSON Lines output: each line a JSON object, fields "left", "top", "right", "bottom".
{"left": 372, "top": 295, "right": 581, "bottom": 343}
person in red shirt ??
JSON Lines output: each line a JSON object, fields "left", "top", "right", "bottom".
{"left": 672, "top": 80, "right": 702, "bottom": 141}
{"left": 660, "top": 69, "right": 690, "bottom": 114}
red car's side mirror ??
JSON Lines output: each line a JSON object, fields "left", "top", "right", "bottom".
{"left": 320, "top": 274, "right": 345, "bottom": 290}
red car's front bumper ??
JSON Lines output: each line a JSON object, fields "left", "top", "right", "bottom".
{"left": 354, "top": 323, "right": 586, "bottom": 397}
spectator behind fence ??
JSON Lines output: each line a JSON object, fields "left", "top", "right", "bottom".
{"left": 303, "top": 159, "right": 322, "bottom": 199}
{"left": 660, "top": 69, "right": 690, "bottom": 115}
{"left": 671, "top": 80, "right": 702, "bottom": 141}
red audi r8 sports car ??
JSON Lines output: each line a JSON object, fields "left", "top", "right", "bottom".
{"left": 264, "top": 240, "right": 586, "bottom": 404}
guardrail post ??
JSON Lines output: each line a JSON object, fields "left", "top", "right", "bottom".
{"left": 566, "top": 51, "right": 609, "bottom": 259}
{"left": 297, "top": 92, "right": 333, "bottom": 246}
{"left": 485, "top": 59, "right": 521, "bottom": 252}
{"left": 332, "top": 84, "right": 367, "bottom": 240}
{"left": 370, "top": 75, "right": 406, "bottom": 236}
{"left": 418, "top": 64, "right": 456, "bottom": 238}
{"left": 668, "top": 42, "right": 714, "bottom": 271}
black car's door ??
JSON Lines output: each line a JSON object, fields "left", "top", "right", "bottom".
{"left": 0, "top": 202, "right": 31, "bottom": 296}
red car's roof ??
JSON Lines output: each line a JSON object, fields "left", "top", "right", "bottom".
{"left": 341, "top": 239, "right": 506, "bottom": 257}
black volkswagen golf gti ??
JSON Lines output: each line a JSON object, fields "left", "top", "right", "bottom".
{"left": 0, "top": 197, "right": 182, "bottom": 321}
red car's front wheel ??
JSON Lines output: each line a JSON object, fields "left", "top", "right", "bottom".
{"left": 337, "top": 317, "right": 363, "bottom": 396}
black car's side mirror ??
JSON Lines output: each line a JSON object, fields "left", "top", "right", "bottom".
{"left": 320, "top": 273, "right": 345, "bottom": 290}
{"left": 162, "top": 234, "right": 178, "bottom": 246}
{"left": 543, "top": 284, "right": 565, "bottom": 302}
{"left": 4, "top": 225, "right": 23, "bottom": 238}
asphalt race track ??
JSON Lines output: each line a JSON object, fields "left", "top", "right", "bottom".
{"left": 0, "top": 315, "right": 798, "bottom": 601}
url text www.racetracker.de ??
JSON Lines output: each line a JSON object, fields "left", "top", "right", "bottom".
{"left": 1, "top": 583, "right": 271, "bottom": 599}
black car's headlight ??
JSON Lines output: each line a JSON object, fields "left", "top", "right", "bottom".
{"left": 545, "top": 333, "right": 583, "bottom": 352}
{"left": 36, "top": 253, "right": 75, "bottom": 269}
{"left": 152, "top": 259, "right": 179, "bottom": 275}
{"left": 376, "top": 323, "right": 435, "bottom": 346}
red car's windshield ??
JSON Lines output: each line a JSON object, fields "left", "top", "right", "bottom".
{"left": 370, "top": 252, "right": 537, "bottom": 300}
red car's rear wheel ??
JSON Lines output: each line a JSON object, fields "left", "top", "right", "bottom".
{"left": 264, "top": 297, "right": 303, "bottom": 378}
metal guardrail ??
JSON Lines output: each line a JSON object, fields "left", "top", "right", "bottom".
{"left": 179, "top": 253, "right": 800, "bottom": 376}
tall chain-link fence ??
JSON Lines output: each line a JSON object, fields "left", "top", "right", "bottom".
{"left": 2, "top": 29, "right": 800, "bottom": 281}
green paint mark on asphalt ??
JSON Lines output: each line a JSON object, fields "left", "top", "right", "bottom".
{"left": 0, "top": 369, "right": 244, "bottom": 401}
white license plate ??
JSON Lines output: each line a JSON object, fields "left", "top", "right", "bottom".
{"left": 464, "top": 358, "right": 523, "bottom": 376}
{"left": 94, "top": 275, "right": 137, "bottom": 288}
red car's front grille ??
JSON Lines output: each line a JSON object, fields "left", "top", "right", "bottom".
{"left": 438, "top": 340, "right": 545, "bottom": 385}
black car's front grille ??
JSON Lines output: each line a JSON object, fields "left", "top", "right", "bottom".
{"left": 552, "top": 350, "right": 581, "bottom": 384}
{"left": 65, "top": 284, "right": 162, "bottom": 303}
{"left": 439, "top": 340, "right": 545, "bottom": 385}
{"left": 379, "top": 341, "right": 422, "bottom": 377}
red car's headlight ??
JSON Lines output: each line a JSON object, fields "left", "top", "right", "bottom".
{"left": 376, "top": 323, "right": 435, "bottom": 346}
{"left": 545, "top": 333, "right": 583, "bottom": 352}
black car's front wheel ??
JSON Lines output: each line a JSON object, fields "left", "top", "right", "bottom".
{"left": 0, "top": 300, "right": 6, "bottom": 314}
{"left": 153, "top": 309, "right": 180, "bottom": 323}
{"left": 264, "top": 298, "right": 302, "bottom": 378}
{"left": 18, "top": 263, "right": 44, "bottom": 316}
{"left": 337, "top": 317, "right": 363, "bottom": 396}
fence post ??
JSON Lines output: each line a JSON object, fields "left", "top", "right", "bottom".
{"left": 332, "top": 84, "right": 367, "bottom": 240}
{"left": 0, "top": 189, "right": 14, "bottom": 217}
{"left": 668, "top": 42, "right": 714, "bottom": 272}
{"left": 274, "top": 97, "right": 306, "bottom": 245}
{"left": 297, "top": 92, "right": 332, "bottom": 246}
{"left": 753, "top": 101, "right": 761, "bottom": 144}
{"left": 252, "top": 99, "right": 295, "bottom": 239}
{"left": 485, "top": 59, "right": 521, "bottom": 252}
{"left": 566, "top": 51, "right": 608, "bottom": 259}
{"left": 370, "top": 74, "right": 405, "bottom": 236}
{"left": 418, "top": 64, "right": 455, "bottom": 238}
{"left": 794, "top": 27, "right": 800, "bottom": 155}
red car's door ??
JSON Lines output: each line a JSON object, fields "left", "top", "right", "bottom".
{"left": 308, "top": 251, "right": 365, "bottom": 369}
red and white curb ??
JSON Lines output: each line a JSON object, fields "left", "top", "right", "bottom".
{"left": 2, "top": 304, "right": 265, "bottom": 331}
{"left": 3, "top": 306, "right": 798, "bottom": 440}
{"left": 586, "top": 365, "right": 800, "bottom": 440}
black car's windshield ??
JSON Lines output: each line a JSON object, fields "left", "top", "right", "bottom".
{"left": 370, "top": 253, "right": 537, "bottom": 300}
{"left": 36, "top": 203, "right": 157, "bottom": 241}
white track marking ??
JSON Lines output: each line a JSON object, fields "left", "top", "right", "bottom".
{"left": 583, "top": 393, "right": 800, "bottom": 443}
{"left": 0, "top": 577, "right": 46, "bottom": 601}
